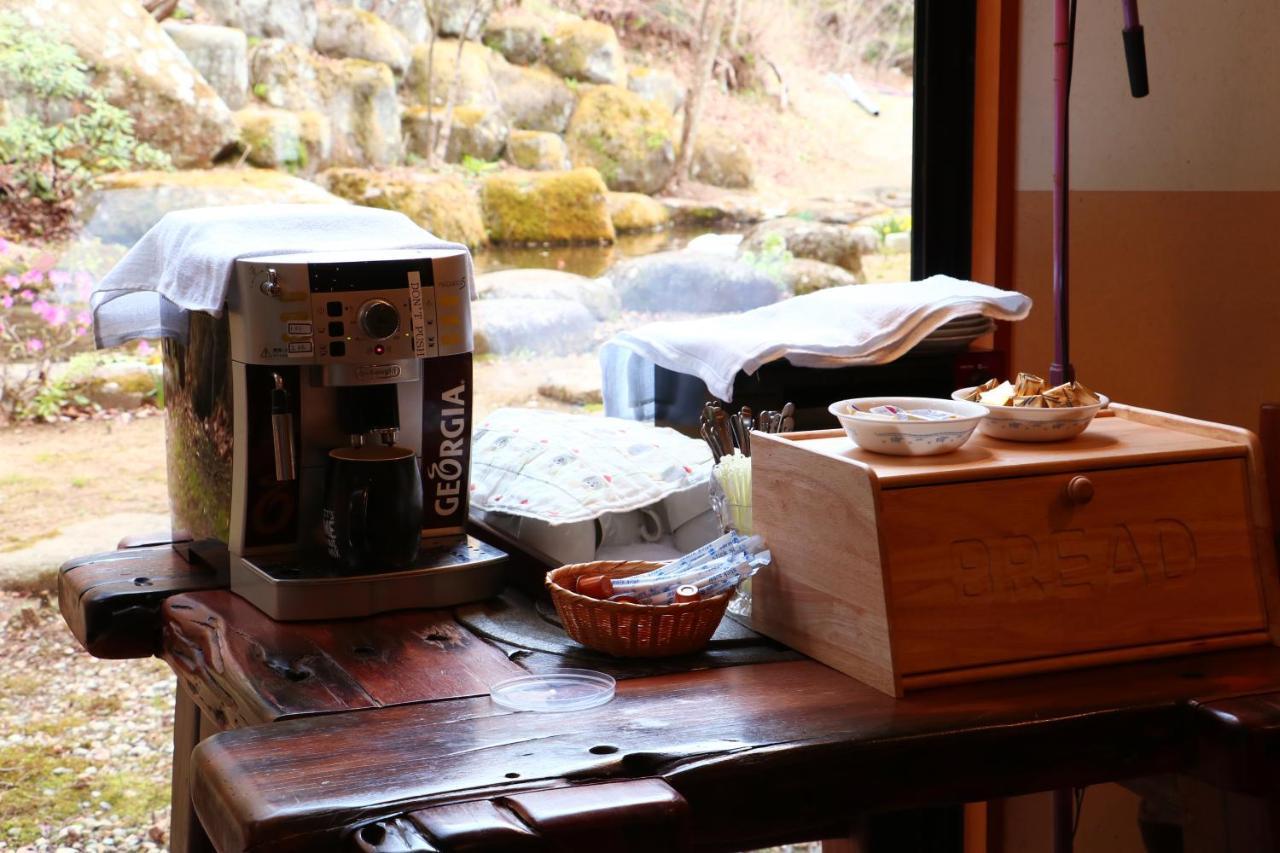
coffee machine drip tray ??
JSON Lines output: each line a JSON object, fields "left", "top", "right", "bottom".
{"left": 230, "top": 535, "right": 507, "bottom": 621}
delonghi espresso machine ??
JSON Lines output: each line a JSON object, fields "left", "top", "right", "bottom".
{"left": 163, "top": 247, "right": 505, "bottom": 620}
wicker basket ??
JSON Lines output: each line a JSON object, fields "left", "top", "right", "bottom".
{"left": 546, "top": 561, "right": 732, "bottom": 658}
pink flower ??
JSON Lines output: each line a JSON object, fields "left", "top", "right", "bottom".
{"left": 18, "top": 289, "right": 34, "bottom": 302}
{"left": 0, "top": 238, "right": 9, "bottom": 255}
{"left": 48, "top": 306, "right": 69, "bottom": 327}
{"left": 3, "top": 274, "right": 18, "bottom": 291}
{"left": 19, "top": 268, "right": 42, "bottom": 285}
{"left": 48, "top": 269, "right": 71, "bottom": 287}
{"left": 1, "top": 296, "right": 12, "bottom": 309}
{"left": 74, "top": 270, "right": 93, "bottom": 298}
{"left": 31, "top": 253, "right": 55, "bottom": 273}
{"left": 26, "top": 338, "right": 44, "bottom": 353}
{"left": 136, "top": 340, "right": 154, "bottom": 355}
{"left": 76, "top": 310, "right": 91, "bottom": 326}
{"left": 31, "top": 298, "right": 49, "bottom": 314}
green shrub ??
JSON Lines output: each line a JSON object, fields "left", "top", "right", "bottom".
{"left": 0, "top": 11, "right": 170, "bottom": 237}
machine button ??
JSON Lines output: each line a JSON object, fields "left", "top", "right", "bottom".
{"left": 286, "top": 322, "right": 313, "bottom": 336}
{"left": 326, "top": 301, "right": 343, "bottom": 317}
{"left": 287, "top": 341, "right": 313, "bottom": 354}
{"left": 358, "top": 299, "right": 400, "bottom": 340}
{"left": 329, "top": 341, "right": 346, "bottom": 357}
{"left": 328, "top": 321, "right": 345, "bottom": 337}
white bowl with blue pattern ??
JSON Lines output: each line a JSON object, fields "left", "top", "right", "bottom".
{"left": 828, "top": 397, "right": 989, "bottom": 456}
{"left": 951, "top": 387, "right": 1110, "bottom": 442}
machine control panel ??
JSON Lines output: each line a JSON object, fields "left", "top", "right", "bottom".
{"left": 230, "top": 249, "right": 473, "bottom": 366}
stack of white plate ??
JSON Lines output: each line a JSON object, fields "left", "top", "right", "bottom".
{"left": 908, "top": 314, "right": 996, "bottom": 354}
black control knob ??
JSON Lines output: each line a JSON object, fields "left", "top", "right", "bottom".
{"left": 358, "top": 299, "right": 400, "bottom": 340}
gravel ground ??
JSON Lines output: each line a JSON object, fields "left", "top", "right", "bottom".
{"left": 0, "top": 591, "right": 173, "bottom": 852}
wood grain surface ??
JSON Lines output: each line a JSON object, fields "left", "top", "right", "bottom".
{"left": 882, "top": 459, "right": 1266, "bottom": 674}
{"left": 189, "top": 646, "right": 1280, "bottom": 852}
{"left": 772, "top": 413, "right": 1246, "bottom": 488}
{"left": 58, "top": 545, "right": 225, "bottom": 659}
{"left": 161, "top": 591, "right": 523, "bottom": 728}
{"left": 751, "top": 430, "right": 898, "bottom": 694}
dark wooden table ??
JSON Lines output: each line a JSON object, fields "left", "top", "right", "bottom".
{"left": 58, "top": 526, "right": 1280, "bottom": 853}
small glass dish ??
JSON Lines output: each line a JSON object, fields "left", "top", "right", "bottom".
{"left": 489, "top": 669, "right": 616, "bottom": 713}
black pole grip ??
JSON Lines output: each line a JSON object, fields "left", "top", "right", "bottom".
{"left": 1123, "top": 25, "right": 1149, "bottom": 97}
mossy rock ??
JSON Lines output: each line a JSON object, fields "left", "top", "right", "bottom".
{"left": 489, "top": 59, "right": 577, "bottom": 134}
{"left": 315, "top": 6, "right": 410, "bottom": 75}
{"left": 545, "top": 19, "right": 625, "bottom": 85}
{"left": 0, "top": 0, "right": 238, "bottom": 167}
{"left": 402, "top": 104, "right": 509, "bottom": 163}
{"left": 318, "top": 167, "right": 487, "bottom": 248}
{"left": 248, "top": 39, "right": 401, "bottom": 167}
{"left": 627, "top": 66, "right": 684, "bottom": 114}
{"left": 607, "top": 192, "right": 670, "bottom": 232}
{"left": 481, "top": 168, "right": 615, "bottom": 244}
{"left": 690, "top": 130, "right": 754, "bottom": 189}
{"left": 435, "top": 0, "right": 496, "bottom": 39}
{"left": 565, "top": 85, "right": 675, "bottom": 194}
{"left": 506, "top": 130, "right": 570, "bottom": 171}
{"left": 739, "top": 217, "right": 868, "bottom": 277}
{"left": 483, "top": 8, "right": 548, "bottom": 65}
{"left": 775, "top": 257, "right": 862, "bottom": 295}
{"left": 233, "top": 106, "right": 331, "bottom": 173}
{"left": 82, "top": 169, "right": 345, "bottom": 245}
{"left": 405, "top": 40, "right": 499, "bottom": 109}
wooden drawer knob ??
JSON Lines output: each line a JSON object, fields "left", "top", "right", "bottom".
{"left": 1066, "top": 476, "right": 1095, "bottom": 505}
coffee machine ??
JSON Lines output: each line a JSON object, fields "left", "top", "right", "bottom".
{"left": 162, "top": 248, "right": 505, "bottom": 620}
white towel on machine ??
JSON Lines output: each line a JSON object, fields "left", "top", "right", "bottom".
{"left": 601, "top": 276, "right": 1032, "bottom": 418}
{"left": 90, "top": 204, "right": 471, "bottom": 347}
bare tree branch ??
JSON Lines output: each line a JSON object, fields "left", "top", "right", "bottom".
{"left": 433, "top": 0, "right": 487, "bottom": 165}
{"left": 668, "top": 0, "right": 727, "bottom": 190}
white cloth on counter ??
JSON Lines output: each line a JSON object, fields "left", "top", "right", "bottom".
{"left": 471, "top": 408, "right": 711, "bottom": 523}
{"left": 600, "top": 275, "right": 1032, "bottom": 418}
{"left": 470, "top": 408, "right": 720, "bottom": 564}
{"left": 91, "top": 204, "right": 470, "bottom": 348}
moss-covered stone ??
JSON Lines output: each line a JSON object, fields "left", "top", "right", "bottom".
{"left": 248, "top": 39, "right": 401, "bottom": 167}
{"left": 402, "top": 104, "right": 508, "bottom": 163}
{"left": 739, "top": 217, "right": 868, "bottom": 277}
{"left": 319, "top": 167, "right": 488, "bottom": 248}
{"left": 483, "top": 8, "right": 548, "bottom": 65}
{"left": 435, "top": 0, "right": 496, "bottom": 39}
{"left": 315, "top": 6, "right": 410, "bottom": 75}
{"left": 545, "top": 19, "right": 626, "bottom": 85}
{"left": 565, "top": 85, "right": 675, "bottom": 194}
{"left": 481, "top": 168, "right": 615, "bottom": 244}
{"left": 233, "top": 106, "right": 331, "bottom": 173}
{"left": 662, "top": 197, "right": 768, "bottom": 226}
{"left": 489, "top": 59, "right": 577, "bottom": 133}
{"left": 506, "top": 130, "right": 569, "bottom": 170}
{"left": 775, "top": 257, "right": 862, "bottom": 295}
{"left": 0, "top": 0, "right": 238, "bottom": 167}
{"left": 690, "top": 130, "right": 755, "bottom": 189}
{"left": 404, "top": 39, "right": 500, "bottom": 109}
{"left": 627, "top": 66, "right": 684, "bottom": 114}
{"left": 607, "top": 191, "right": 670, "bottom": 232}
{"left": 81, "top": 169, "right": 346, "bottom": 245}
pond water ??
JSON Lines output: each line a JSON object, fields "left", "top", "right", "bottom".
{"left": 472, "top": 224, "right": 736, "bottom": 278}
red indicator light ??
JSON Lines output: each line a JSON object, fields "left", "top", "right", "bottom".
{"left": 374, "top": 344, "right": 385, "bottom": 355}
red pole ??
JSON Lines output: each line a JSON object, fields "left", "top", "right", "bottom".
{"left": 1050, "top": 0, "right": 1074, "bottom": 385}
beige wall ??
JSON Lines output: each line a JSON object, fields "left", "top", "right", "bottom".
{"left": 1010, "top": 0, "right": 1280, "bottom": 428}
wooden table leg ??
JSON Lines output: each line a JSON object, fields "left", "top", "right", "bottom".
{"left": 170, "top": 684, "right": 215, "bottom": 853}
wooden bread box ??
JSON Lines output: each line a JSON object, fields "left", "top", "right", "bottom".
{"left": 750, "top": 404, "right": 1280, "bottom": 697}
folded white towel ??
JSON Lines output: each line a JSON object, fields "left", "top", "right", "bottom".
{"left": 91, "top": 204, "right": 470, "bottom": 347}
{"left": 601, "top": 275, "right": 1032, "bottom": 418}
